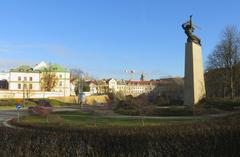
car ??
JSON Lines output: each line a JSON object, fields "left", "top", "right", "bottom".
{"left": 28, "top": 104, "right": 53, "bottom": 115}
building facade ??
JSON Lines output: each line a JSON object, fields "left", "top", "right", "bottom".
{"left": 87, "top": 78, "right": 161, "bottom": 97}
{"left": 0, "top": 61, "right": 72, "bottom": 98}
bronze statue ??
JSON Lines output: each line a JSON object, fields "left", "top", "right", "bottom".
{"left": 182, "top": 15, "right": 201, "bottom": 45}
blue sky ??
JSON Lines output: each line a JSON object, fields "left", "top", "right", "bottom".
{"left": 0, "top": 0, "right": 239, "bottom": 79}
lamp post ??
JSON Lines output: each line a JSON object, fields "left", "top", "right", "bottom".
{"left": 22, "top": 80, "right": 26, "bottom": 108}
{"left": 80, "top": 75, "right": 84, "bottom": 109}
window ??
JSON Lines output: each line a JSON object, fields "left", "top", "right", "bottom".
{"left": 23, "top": 84, "right": 27, "bottom": 89}
{"left": 59, "top": 81, "right": 62, "bottom": 86}
{"left": 18, "top": 76, "right": 21, "bottom": 81}
{"left": 29, "top": 84, "right": 32, "bottom": 89}
{"left": 29, "top": 77, "right": 33, "bottom": 81}
{"left": 59, "top": 74, "right": 62, "bottom": 78}
{"left": 18, "top": 84, "right": 21, "bottom": 89}
{"left": 24, "top": 77, "right": 27, "bottom": 81}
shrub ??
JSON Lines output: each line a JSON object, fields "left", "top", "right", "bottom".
{"left": 200, "top": 98, "right": 240, "bottom": 111}
{"left": 114, "top": 100, "right": 140, "bottom": 115}
{"left": 147, "top": 107, "right": 193, "bottom": 116}
{"left": 0, "top": 123, "right": 240, "bottom": 156}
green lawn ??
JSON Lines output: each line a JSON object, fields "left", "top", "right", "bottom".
{"left": 0, "top": 104, "right": 31, "bottom": 110}
{"left": 0, "top": 106, "right": 16, "bottom": 110}
{"left": 0, "top": 98, "right": 75, "bottom": 110}
{"left": 15, "top": 110, "right": 206, "bottom": 128}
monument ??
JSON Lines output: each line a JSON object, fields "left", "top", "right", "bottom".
{"left": 182, "top": 16, "right": 206, "bottom": 105}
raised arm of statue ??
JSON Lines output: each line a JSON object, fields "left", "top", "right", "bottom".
{"left": 182, "top": 16, "right": 201, "bottom": 45}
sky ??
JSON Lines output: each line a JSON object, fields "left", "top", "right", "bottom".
{"left": 0, "top": 0, "right": 240, "bottom": 80}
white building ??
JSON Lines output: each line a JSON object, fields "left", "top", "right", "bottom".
{"left": 9, "top": 70, "right": 41, "bottom": 91}
{"left": 34, "top": 62, "right": 71, "bottom": 96}
{"left": 0, "top": 62, "right": 72, "bottom": 98}
{"left": 108, "top": 78, "right": 118, "bottom": 92}
{"left": 86, "top": 78, "right": 160, "bottom": 97}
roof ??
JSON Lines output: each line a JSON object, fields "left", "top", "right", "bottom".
{"left": 85, "top": 78, "right": 183, "bottom": 86}
{"left": 127, "top": 80, "right": 159, "bottom": 85}
{"left": 10, "top": 65, "right": 36, "bottom": 72}
{"left": 117, "top": 79, "right": 126, "bottom": 85}
{"left": 10, "top": 62, "right": 69, "bottom": 73}
{"left": 48, "top": 64, "right": 69, "bottom": 72}
{"left": 36, "top": 63, "right": 69, "bottom": 72}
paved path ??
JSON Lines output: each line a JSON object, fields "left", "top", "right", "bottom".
{"left": 0, "top": 106, "right": 80, "bottom": 127}
{"left": 55, "top": 106, "right": 240, "bottom": 120}
{"left": 60, "top": 110, "right": 240, "bottom": 120}
{"left": 0, "top": 109, "right": 29, "bottom": 127}
{"left": 1, "top": 106, "right": 240, "bottom": 128}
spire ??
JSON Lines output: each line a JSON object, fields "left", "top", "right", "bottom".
{"left": 140, "top": 72, "right": 145, "bottom": 81}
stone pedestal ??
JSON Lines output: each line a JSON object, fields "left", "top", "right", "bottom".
{"left": 184, "top": 42, "right": 206, "bottom": 105}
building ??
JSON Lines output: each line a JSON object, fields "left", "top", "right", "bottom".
{"left": 124, "top": 80, "right": 157, "bottom": 97}
{"left": 9, "top": 65, "right": 41, "bottom": 92}
{"left": 86, "top": 78, "right": 159, "bottom": 97}
{"left": 84, "top": 77, "right": 184, "bottom": 98}
{"left": 0, "top": 61, "right": 72, "bottom": 98}
{"left": 36, "top": 63, "right": 71, "bottom": 96}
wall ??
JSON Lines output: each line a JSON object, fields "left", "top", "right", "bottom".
{"left": 0, "top": 90, "right": 69, "bottom": 99}
{"left": 9, "top": 72, "right": 41, "bottom": 91}
{"left": 51, "top": 72, "right": 70, "bottom": 96}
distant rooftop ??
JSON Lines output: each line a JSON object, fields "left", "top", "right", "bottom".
{"left": 10, "top": 61, "right": 69, "bottom": 73}
{"left": 48, "top": 64, "right": 69, "bottom": 72}
{"left": 10, "top": 65, "right": 34, "bottom": 72}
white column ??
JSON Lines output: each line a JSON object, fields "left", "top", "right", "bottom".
{"left": 184, "top": 42, "right": 206, "bottom": 105}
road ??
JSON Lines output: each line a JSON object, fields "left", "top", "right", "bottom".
{"left": 0, "top": 110, "right": 29, "bottom": 126}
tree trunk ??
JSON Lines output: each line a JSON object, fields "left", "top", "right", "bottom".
{"left": 230, "top": 66, "right": 234, "bottom": 99}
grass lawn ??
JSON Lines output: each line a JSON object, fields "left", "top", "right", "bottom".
{"left": 0, "top": 104, "right": 32, "bottom": 110}
{"left": 15, "top": 110, "right": 207, "bottom": 128}
{"left": 0, "top": 98, "right": 76, "bottom": 109}
{"left": 0, "top": 106, "right": 16, "bottom": 110}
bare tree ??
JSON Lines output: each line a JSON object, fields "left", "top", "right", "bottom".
{"left": 70, "top": 69, "right": 94, "bottom": 82}
{"left": 70, "top": 69, "right": 84, "bottom": 97}
{"left": 207, "top": 26, "right": 240, "bottom": 99}
{"left": 70, "top": 69, "right": 94, "bottom": 94}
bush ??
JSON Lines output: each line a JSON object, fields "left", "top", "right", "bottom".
{"left": 0, "top": 99, "right": 38, "bottom": 107}
{"left": 83, "top": 86, "right": 90, "bottom": 92}
{"left": 114, "top": 94, "right": 190, "bottom": 116}
{"left": 146, "top": 106, "right": 192, "bottom": 116}
{"left": 0, "top": 123, "right": 240, "bottom": 156}
{"left": 114, "top": 100, "right": 140, "bottom": 115}
{"left": 200, "top": 98, "right": 240, "bottom": 111}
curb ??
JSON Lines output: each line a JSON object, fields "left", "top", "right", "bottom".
{"left": 2, "top": 118, "right": 23, "bottom": 130}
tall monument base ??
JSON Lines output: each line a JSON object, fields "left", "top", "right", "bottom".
{"left": 184, "top": 42, "right": 206, "bottom": 105}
